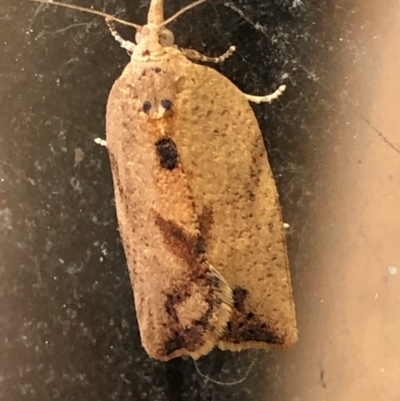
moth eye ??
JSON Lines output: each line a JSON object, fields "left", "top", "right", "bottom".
{"left": 142, "top": 101, "right": 152, "bottom": 113}
{"left": 155, "top": 137, "right": 179, "bottom": 170}
{"left": 160, "top": 99, "right": 173, "bottom": 110}
{"left": 159, "top": 29, "right": 174, "bottom": 47}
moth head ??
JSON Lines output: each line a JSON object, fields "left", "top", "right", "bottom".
{"left": 135, "top": 26, "right": 174, "bottom": 48}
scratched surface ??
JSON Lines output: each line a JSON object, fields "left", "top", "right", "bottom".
{"left": 1, "top": 0, "right": 400, "bottom": 400}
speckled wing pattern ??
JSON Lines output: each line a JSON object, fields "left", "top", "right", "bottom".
{"left": 106, "top": 55, "right": 233, "bottom": 361}
{"left": 167, "top": 53, "right": 297, "bottom": 351}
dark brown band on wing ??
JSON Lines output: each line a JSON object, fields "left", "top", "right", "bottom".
{"left": 223, "top": 286, "right": 285, "bottom": 345}
{"left": 154, "top": 213, "right": 206, "bottom": 264}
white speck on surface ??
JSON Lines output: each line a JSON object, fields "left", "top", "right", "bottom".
{"left": 292, "top": 0, "right": 303, "bottom": 7}
{"left": 94, "top": 137, "right": 107, "bottom": 147}
{"left": 0, "top": 207, "right": 13, "bottom": 230}
{"left": 388, "top": 266, "right": 397, "bottom": 275}
{"left": 100, "top": 243, "right": 108, "bottom": 256}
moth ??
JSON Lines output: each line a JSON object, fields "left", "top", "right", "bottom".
{"left": 30, "top": 0, "right": 297, "bottom": 361}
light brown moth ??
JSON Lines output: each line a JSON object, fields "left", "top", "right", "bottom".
{"left": 30, "top": 0, "right": 297, "bottom": 361}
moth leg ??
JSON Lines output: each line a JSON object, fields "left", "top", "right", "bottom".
{"left": 105, "top": 18, "right": 136, "bottom": 53}
{"left": 181, "top": 46, "right": 236, "bottom": 63}
{"left": 244, "top": 85, "right": 286, "bottom": 104}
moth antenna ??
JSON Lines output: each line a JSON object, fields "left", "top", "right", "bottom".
{"left": 161, "top": 0, "right": 209, "bottom": 27}
{"left": 244, "top": 85, "right": 286, "bottom": 104}
{"left": 27, "top": 0, "right": 141, "bottom": 30}
{"left": 105, "top": 18, "right": 136, "bottom": 53}
{"left": 181, "top": 45, "right": 236, "bottom": 64}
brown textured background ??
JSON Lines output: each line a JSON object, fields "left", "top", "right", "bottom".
{"left": 1, "top": 0, "right": 399, "bottom": 400}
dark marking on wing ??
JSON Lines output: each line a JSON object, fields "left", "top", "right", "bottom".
{"left": 163, "top": 289, "right": 217, "bottom": 357}
{"left": 142, "top": 101, "right": 152, "bottom": 113}
{"left": 155, "top": 137, "right": 179, "bottom": 170}
{"left": 320, "top": 369, "right": 327, "bottom": 388}
{"left": 164, "top": 328, "right": 203, "bottom": 356}
{"left": 108, "top": 152, "right": 123, "bottom": 198}
{"left": 160, "top": 99, "right": 173, "bottom": 110}
{"left": 247, "top": 190, "right": 256, "bottom": 201}
{"left": 154, "top": 214, "right": 204, "bottom": 266}
{"left": 194, "top": 237, "right": 206, "bottom": 256}
{"left": 223, "top": 286, "right": 285, "bottom": 345}
{"left": 208, "top": 272, "right": 223, "bottom": 289}
{"left": 191, "top": 294, "right": 218, "bottom": 332}
{"left": 232, "top": 286, "right": 248, "bottom": 311}
{"left": 165, "top": 293, "right": 184, "bottom": 321}
{"left": 248, "top": 140, "right": 265, "bottom": 187}
{"left": 154, "top": 210, "right": 221, "bottom": 357}
{"left": 198, "top": 206, "right": 214, "bottom": 241}
{"left": 153, "top": 67, "right": 163, "bottom": 73}
{"left": 227, "top": 319, "right": 284, "bottom": 345}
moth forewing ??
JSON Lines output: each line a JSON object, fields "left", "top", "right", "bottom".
{"left": 106, "top": 56, "right": 234, "bottom": 361}
{"left": 170, "top": 62, "right": 298, "bottom": 351}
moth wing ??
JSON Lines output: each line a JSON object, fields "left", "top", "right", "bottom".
{"left": 105, "top": 64, "right": 233, "bottom": 361}
{"left": 172, "top": 61, "right": 297, "bottom": 350}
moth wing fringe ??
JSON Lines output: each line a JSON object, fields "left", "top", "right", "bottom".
{"left": 184, "top": 265, "right": 233, "bottom": 360}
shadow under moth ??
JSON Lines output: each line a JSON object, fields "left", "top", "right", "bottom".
{"left": 30, "top": 0, "right": 298, "bottom": 361}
